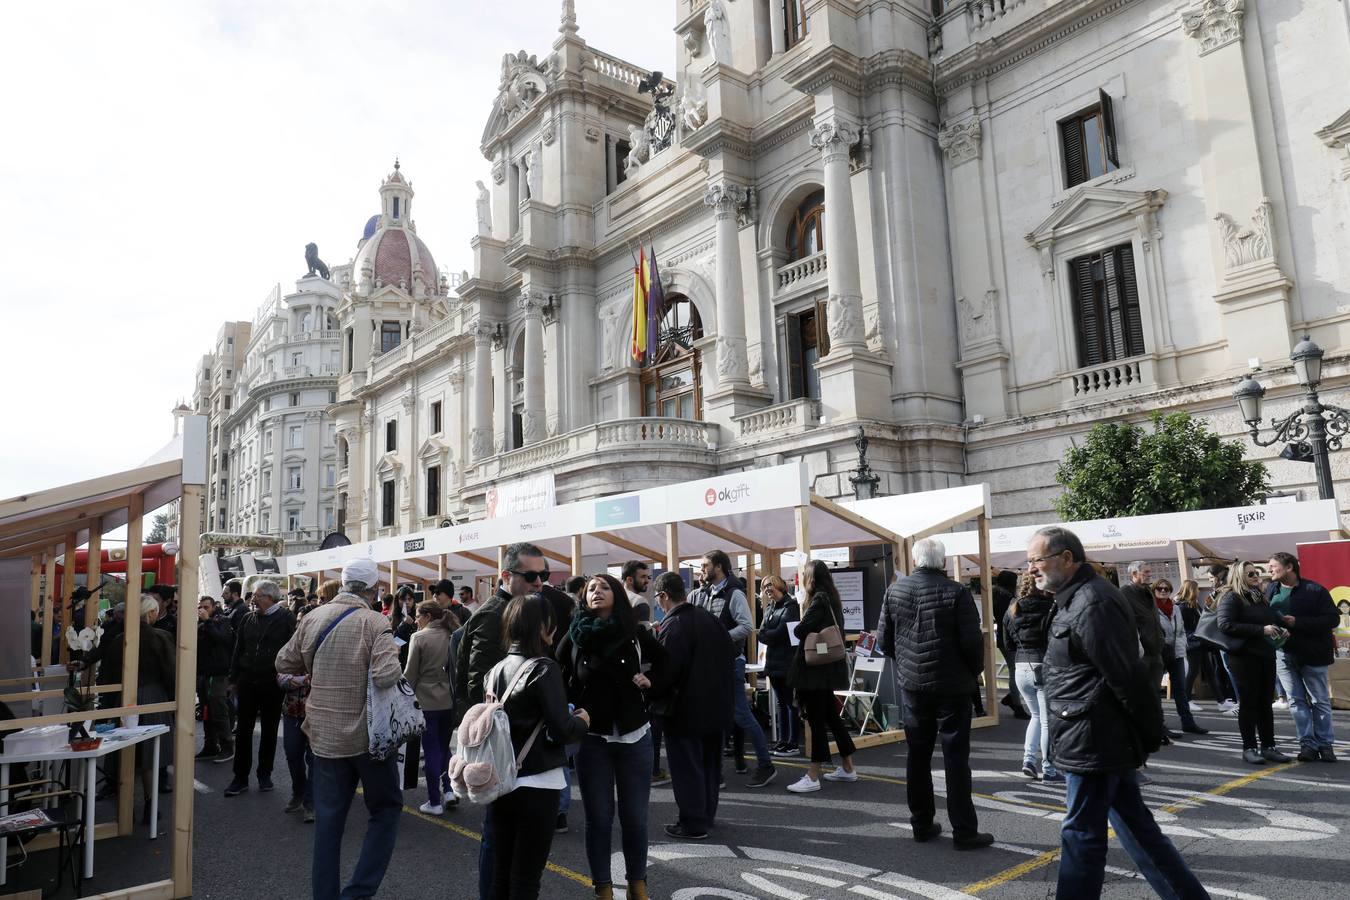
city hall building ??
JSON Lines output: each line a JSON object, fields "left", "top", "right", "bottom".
{"left": 205, "top": 0, "right": 1350, "bottom": 546}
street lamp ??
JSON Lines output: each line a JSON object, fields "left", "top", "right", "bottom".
{"left": 1233, "top": 335, "right": 1350, "bottom": 501}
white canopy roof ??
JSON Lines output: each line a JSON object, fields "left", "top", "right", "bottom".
{"left": 934, "top": 499, "right": 1342, "bottom": 570}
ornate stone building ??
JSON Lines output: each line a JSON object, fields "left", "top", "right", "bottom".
{"left": 327, "top": 0, "right": 1350, "bottom": 540}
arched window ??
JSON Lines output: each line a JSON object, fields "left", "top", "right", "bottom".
{"left": 641, "top": 296, "right": 703, "bottom": 420}
{"left": 785, "top": 189, "right": 825, "bottom": 262}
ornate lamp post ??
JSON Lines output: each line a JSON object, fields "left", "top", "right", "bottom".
{"left": 1233, "top": 335, "right": 1350, "bottom": 501}
{"left": 849, "top": 427, "right": 882, "bottom": 500}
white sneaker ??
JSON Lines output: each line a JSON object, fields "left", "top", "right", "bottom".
{"left": 1217, "top": 700, "right": 1236, "bottom": 712}
{"left": 1273, "top": 698, "right": 1290, "bottom": 710}
{"left": 1223, "top": 704, "right": 1240, "bottom": 716}
{"left": 418, "top": 801, "right": 445, "bottom": 815}
{"left": 1188, "top": 701, "right": 1204, "bottom": 712}
{"left": 822, "top": 767, "right": 858, "bottom": 783}
{"left": 787, "top": 774, "right": 821, "bottom": 793}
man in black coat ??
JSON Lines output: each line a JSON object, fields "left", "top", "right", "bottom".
{"left": 1030, "top": 526, "right": 1207, "bottom": 900}
{"left": 225, "top": 580, "right": 296, "bottom": 796}
{"left": 877, "top": 538, "right": 991, "bottom": 849}
{"left": 1267, "top": 551, "right": 1340, "bottom": 762}
{"left": 196, "top": 597, "right": 236, "bottom": 761}
{"left": 651, "top": 571, "right": 734, "bottom": 840}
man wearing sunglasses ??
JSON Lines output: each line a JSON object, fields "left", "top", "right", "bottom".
{"left": 453, "top": 540, "right": 550, "bottom": 900}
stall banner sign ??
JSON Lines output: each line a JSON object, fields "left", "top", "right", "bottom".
{"left": 834, "top": 569, "right": 866, "bottom": 631}
{"left": 486, "top": 472, "right": 556, "bottom": 519}
{"left": 1296, "top": 539, "right": 1350, "bottom": 616}
{"left": 595, "top": 495, "right": 641, "bottom": 527}
{"left": 663, "top": 463, "right": 809, "bottom": 523}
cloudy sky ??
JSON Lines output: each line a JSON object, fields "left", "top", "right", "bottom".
{"left": 0, "top": 0, "right": 674, "bottom": 501}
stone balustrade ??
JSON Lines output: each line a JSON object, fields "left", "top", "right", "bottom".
{"left": 967, "top": 0, "right": 1026, "bottom": 30}
{"left": 1069, "top": 358, "right": 1144, "bottom": 398}
{"left": 588, "top": 49, "right": 645, "bottom": 88}
{"left": 776, "top": 251, "right": 828, "bottom": 291}
{"left": 487, "top": 417, "right": 718, "bottom": 479}
{"left": 595, "top": 417, "right": 716, "bottom": 448}
{"left": 733, "top": 398, "right": 823, "bottom": 438}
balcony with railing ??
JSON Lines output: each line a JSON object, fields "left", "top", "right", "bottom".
{"left": 1064, "top": 356, "right": 1155, "bottom": 402}
{"left": 473, "top": 417, "right": 719, "bottom": 484}
{"left": 733, "top": 398, "right": 822, "bottom": 438}
{"left": 935, "top": 0, "right": 1043, "bottom": 58}
{"left": 775, "top": 252, "right": 827, "bottom": 297}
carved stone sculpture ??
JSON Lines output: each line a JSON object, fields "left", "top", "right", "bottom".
{"left": 826, "top": 293, "right": 865, "bottom": 349}
{"left": 470, "top": 427, "right": 493, "bottom": 461}
{"left": 716, "top": 334, "right": 748, "bottom": 383}
{"left": 497, "top": 51, "right": 549, "bottom": 120}
{"left": 958, "top": 290, "right": 998, "bottom": 345}
{"left": 679, "top": 89, "right": 707, "bottom": 133}
{"left": 705, "top": 0, "right": 734, "bottom": 66}
{"left": 624, "top": 123, "right": 650, "bottom": 177}
{"left": 304, "top": 243, "right": 330, "bottom": 280}
{"left": 475, "top": 181, "right": 492, "bottom": 237}
{"left": 938, "top": 119, "right": 982, "bottom": 165}
{"left": 1181, "top": 0, "right": 1245, "bottom": 55}
{"left": 1214, "top": 198, "right": 1274, "bottom": 269}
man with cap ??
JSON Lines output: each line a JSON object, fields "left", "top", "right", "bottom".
{"left": 225, "top": 580, "right": 295, "bottom": 796}
{"left": 432, "top": 580, "right": 471, "bottom": 629}
{"left": 275, "top": 558, "right": 404, "bottom": 900}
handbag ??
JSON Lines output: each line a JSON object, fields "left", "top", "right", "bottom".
{"left": 1193, "top": 609, "right": 1245, "bottom": 653}
{"left": 803, "top": 599, "right": 846, "bottom": 667}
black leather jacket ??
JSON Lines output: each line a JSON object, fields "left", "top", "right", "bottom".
{"left": 757, "top": 595, "right": 800, "bottom": 678}
{"left": 230, "top": 606, "right": 296, "bottom": 686}
{"left": 487, "top": 649, "right": 588, "bottom": 777}
{"left": 1043, "top": 564, "right": 1162, "bottom": 774}
{"left": 876, "top": 568, "right": 983, "bottom": 695}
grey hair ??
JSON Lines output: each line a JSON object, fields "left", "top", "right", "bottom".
{"left": 1127, "top": 560, "right": 1148, "bottom": 575}
{"left": 342, "top": 580, "right": 372, "bottom": 594}
{"left": 252, "top": 580, "right": 284, "bottom": 601}
{"left": 139, "top": 595, "right": 160, "bottom": 619}
{"left": 911, "top": 538, "right": 947, "bottom": 570}
{"left": 1033, "top": 526, "right": 1086, "bottom": 563}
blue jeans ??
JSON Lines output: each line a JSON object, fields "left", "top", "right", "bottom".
{"left": 1163, "top": 657, "right": 1198, "bottom": 730}
{"left": 421, "top": 709, "right": 453, "bottom": 805}
{"left": 1059, "top": 770, "right": 1210, "bottom": 900}
{"left": 311, "top": 753, "right": 402, "bottom": 900}
{"left": 731, "top": 656, "right": 770, "bottom": 767}
{"left": 1276, "top": 651, "right": 1336, "bottom": 750}
{"left": 558, "top": 740, "right": 577, "bottom": 815}
{"left": 576, "top": 731, "right": 653, "bottom": 886}
{"left": 1013, "top": 663, "right": 1057, "bottom": 776}
{"left": 478, "top": 806, "right": 493, "bottom": 900}
{"left": 282, "top": 714, "right": 314, "bottom": 806}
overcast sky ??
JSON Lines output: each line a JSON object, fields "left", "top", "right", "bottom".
{"left": 0, "top": 0, "right": 675, "bottom": 501}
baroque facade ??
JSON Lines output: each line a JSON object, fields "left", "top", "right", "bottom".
{"left": 326, "top": 0, "right": 1350, "bottom": 540}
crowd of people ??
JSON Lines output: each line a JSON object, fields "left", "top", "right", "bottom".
{"left": 57, "top": 527, "right": 1339, "bottom": 900}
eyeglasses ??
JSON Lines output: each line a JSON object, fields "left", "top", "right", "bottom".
{"left": 1026, "top": 551, "right": 1066, "bottom": 567}
{"left": 1244, "top": 571, "right": 1261, "bottom": 579}
{"left": 511, "top": 569, "right": 549, "bottom": 583}
{"left": 1154, "top": 588, "right": 1172, "bottom": 595}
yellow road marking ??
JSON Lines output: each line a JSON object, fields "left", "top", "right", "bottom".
{"left": 400, "top": 805, "right": 594, "bottom": 887}
{"left": 959, "top": 762, "right": 1299, "bottom": 895}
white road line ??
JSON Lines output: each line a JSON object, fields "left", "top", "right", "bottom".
{"left": 1143, "top": 759, "right": 1350, "bottom": 789}
{"left": 991, "top": 840, "right": 1269, "bottom": 899}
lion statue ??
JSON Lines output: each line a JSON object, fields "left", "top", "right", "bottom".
{"left": 305, "top": 243, "right": 330, "bottom": 280}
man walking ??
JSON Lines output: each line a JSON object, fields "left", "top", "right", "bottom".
{"left": 652, "top": 571, "right": 735, "bottom": 839}
{"left": 1028, "top": 527, "right": 1209, "bottom": 900}
{"left": 225, "top": 580, "right": 296, "bottom": 796}
{"left": 877, "top": 538, "right": 992, "bottom": 850}
{"left": 196, "top": 596, "right": 236, "bottom": 762}
{"left": 454, "top": 541, "right": 549, "bottom": 900}
{"left": 1268, "top": 551, "right": 1339, "bottom": 762}
{"left": 275, "top": 559, "right": 404, "bottom": 900}
{"left": 1121, "top": 562, "right": 1168, "bottom": 731}
{"left": 691, "top": 550, "right": 776, "bottom": 788}
{"left": 622, "top": 560, "right": 653, "bottom": 626}
{"left": 222, "top": 578, "right": 248, "bottom": 632}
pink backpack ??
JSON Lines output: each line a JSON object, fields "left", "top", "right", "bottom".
{"left": 448, "top": 659, "right": 545, "bottom": 805}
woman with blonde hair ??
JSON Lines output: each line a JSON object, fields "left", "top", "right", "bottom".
{"left": 757, "top": 573, "right": 801, "bottom": 755}
{"left": 1002, "top": 570, "right": 1060, "bottom": 781}
{"left": 1217, "top": 561, "right": 1290, "bottom": 764}
{"left": 318, "top": 579, "right": 341, "bottom": 604}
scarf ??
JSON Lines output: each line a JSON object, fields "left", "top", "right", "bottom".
{"left": 1155, "top": 595, "right": 1174, "bottom": 619}
{"left": 568, "top": 609, "right": 624, "bottom": 656}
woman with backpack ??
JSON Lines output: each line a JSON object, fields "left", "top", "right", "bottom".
{"left": 486, "top": 595, "right": 590, "bottom": 899}
{"left": 404, "top": 600, "right": 455, "bottom": 815}
{"left": 557, "top": 573, "right": 669, "bottom": 900}
{"left": 1003, "top": 571, "right": 1062, "bottom": 782}
{"left": 785, "top": 561, "right": 857, "bottom": 794}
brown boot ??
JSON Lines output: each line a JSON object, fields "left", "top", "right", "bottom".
{"left": 594, "top": 884, "right": 614, "bottom": 900}
{"left": 627, "top": 880, "right": 649, "bottom": 900}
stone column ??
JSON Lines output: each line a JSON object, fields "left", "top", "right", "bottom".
{"left": 704, "top": 182, "right": 750, "bottom": 388}
{"left": 1181, "top": 0, "right": 1292, "bottom": 366}
{"left": 470, "top": 323, "right": 494, "bottom": 460}
{"left": 768, "top": 1, "right": 786, "bottom": 56}
{"left": 519, "top": 294, "right": 547, "bottom": 444}
{"left": 811, "top": 118, "right": 866, "bottom": 350}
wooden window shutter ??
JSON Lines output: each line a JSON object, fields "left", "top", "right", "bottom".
{"left": 785, "top": 315, "right": 804, "bottom": 399}
{"left": 1099, "top": 89, "right": 1120, "bottom": 169}
{"left": 1069, "top": 255, "right": 1102, "bottom": 367}
{"left": 1101, "top": 250, "right": 1128, "bottom": 361}
{"left": 816, "top": 298, "right": 831, "bottom": 357}
{"left": 1060, "top": 118, "right": 1087, "bottom": 188}
{"left": 1116, "top": 245, "right": 1145, "bottom": 357}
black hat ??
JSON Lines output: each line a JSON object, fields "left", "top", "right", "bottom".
{"left": 432, "top": 579, "right": 455, "bottom": 598}
{"left": 395, "top": 584, "right": 416, "bottom": 598}
{"left": 288, "top": 587, "right": 306, "bottom": 598}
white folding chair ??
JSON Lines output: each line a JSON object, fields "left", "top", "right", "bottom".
{"left": 834, "top": 654, "right": 886, "bottom": 734}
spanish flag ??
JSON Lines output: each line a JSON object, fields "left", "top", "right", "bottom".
{"left": 630, "top": 246, "right": 650, "bottom": 362}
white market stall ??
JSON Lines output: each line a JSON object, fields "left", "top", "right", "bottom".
{"left": 277, "top": 463, "right": 1004, "bottom": 747}
{"left": 931, "top": 499, "right": 1343, "bottom": 576}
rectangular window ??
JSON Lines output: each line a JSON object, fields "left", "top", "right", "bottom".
{"left": 786, "top": 302, "right": 829, "bottom": 400}
{"left": 329, "top": 390, "right": 337, "bottom": 403}
{"left": 262, "top": 470, "right": 272, "bottom": 494}
{"left": 382, "top": 480, "right": 396, "bottom": 527}
{"left": 264, "top": 431, "right": 274, "bottom": 453}
{"left": 345, "top": 328, "right": 354, "bottom": 373}
{"left": 261, "top": 510, "right": 270, "bottom": 533}
{"left": 287, "top": 466, "right": 302, "bottom": 490}
{"left": 426, "top": 465, "right": 440, "bottom": 517}
{"left": 784, "top": 0, "right": 809, "bottom": 48}
{"left": 324, "top": 506, "right": 335, "bottom": 530}
{"left": 325, "top": 422, "right": 335, "bottom": 445}
{"left": 291, "top": 352, "right": 302, "bottom": 367}
{"left": 381, "top": 321, "right": 401, "bottom": 354}
{"left": 224, "top": 395, "right": 232, "bottom": 410}
{"left": 1059, "top": 90, "right": 1119, "bottom": 189}
{"left": 290, "top": 392, "right": 300, "bottom": 407}
{"left": 324, "top": 464, "right": 335, "bottom": 487}
{"left": 1067, "top": 244, "right": 1145, "bottom": 367}
{"left": 386, "top": 420, "right": 397, "bottom": 452}
{"left": 287, "top": 510, "right": 300, "bottom": 533}
{"left": 393, "top": 196, "right": 401, "bottom": 219}
{"left": 288, "top": 425, "right": 302, "bottom": 448}
{"left": 263, "top": 397, "right": 270, "bottom": 411}
{"left": 431, "top": 400, "right": 443, "bottom": 435}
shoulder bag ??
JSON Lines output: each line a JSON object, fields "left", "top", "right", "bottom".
{"left": 803, "top": 600, "right": 846, "bottom": 667}
{"left": 1193, "top": 608, "right": 1245, "bottom": 653}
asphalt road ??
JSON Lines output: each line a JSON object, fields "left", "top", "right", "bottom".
{"left": 24, "top": 704, "right": 1350, "bottom": 899}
